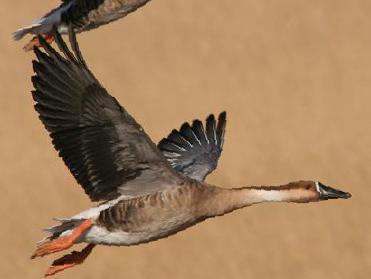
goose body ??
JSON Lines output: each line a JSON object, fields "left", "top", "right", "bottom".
{"left": 14, "top": 0, "right": 152, "bottom": 50}
{"left": 29, "top": 28, "right": 351, "bottom": 276}
{"left": 54, "top": 180, "right": 347, "bottom": 248}
{"left": 81, "top": 183, "right": 212, "bottom": 246}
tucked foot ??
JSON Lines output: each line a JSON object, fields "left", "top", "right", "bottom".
{"left": 31, "top": 219, "right": 93, "bottom": 259}
{"left": 45, "top": 244, "right": 96, "bottom": 277}
{"left": 23, "top": 34, "right": 54, "bottom": 51}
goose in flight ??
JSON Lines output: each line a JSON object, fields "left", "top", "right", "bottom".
{"left": 14, "top": 0, "right": 152, "bottom": 51}
{"left": 29, "top": 28, "right": 351, "bottom": 276}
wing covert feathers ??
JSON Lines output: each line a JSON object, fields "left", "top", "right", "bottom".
{"left": 31, "top": 27, "right": 181, "bottom": 201}
{"left": 158, "top": 112, "right": 227, "bottom": 181}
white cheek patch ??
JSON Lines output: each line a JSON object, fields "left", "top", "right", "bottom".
{"left": 315, "top": 181, "right": 321, "bottom": 193}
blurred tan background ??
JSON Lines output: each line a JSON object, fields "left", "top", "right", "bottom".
{"left": 1, "top": 0, "right": 370, "bottom": 278}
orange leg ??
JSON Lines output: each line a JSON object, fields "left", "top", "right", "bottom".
{"left": 23, "top": 33, "right": 55, "bottom": 52}
{"left": 45, "top": 244, "right": 96, "bottom": 277}
{"left": 31, "top": 219, "right": 93, "bottom": 259}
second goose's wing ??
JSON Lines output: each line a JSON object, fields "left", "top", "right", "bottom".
{"left": 158, "top": 112, "right": 226, "bottom": 181}
{"left": 31, "top": 28, "right": 182, "bottom": 202}
{"left": 60, "top": 0, "right": 152, "bottom": 33}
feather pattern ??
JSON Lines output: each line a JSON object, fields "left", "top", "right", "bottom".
{"left": 158, "top": 112, "right": 227, "bottom": 181}
{"left": 31, "top": 27, "right": 182, "bottom": 202}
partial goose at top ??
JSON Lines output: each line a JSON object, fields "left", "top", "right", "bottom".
{"left": 29, "top": 28, "right": 351, "bottom": 277}
{"left": 14, "top": 0, "right": 152, "bottom": 51}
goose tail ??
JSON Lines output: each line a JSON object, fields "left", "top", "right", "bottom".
{"left": 42, "top": 219, "right": 85, "bottom": 242}
{"left": 13, "top": 19, "right": 57, "bottom": 51}
{"left": 13, "top": 1, "right": 72, "bottom": 49}
{"left": 13, "top": 23, "right": 44, "bottom": 41}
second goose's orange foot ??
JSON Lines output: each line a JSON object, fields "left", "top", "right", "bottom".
{"left": 23, "top": 34, "right": 55, "bottom": 52}
{"left": 31, "top": 219, "right": 93, "bottom": 259}
{"left": 45, "top": 244, "right": 96, "bottom": 277}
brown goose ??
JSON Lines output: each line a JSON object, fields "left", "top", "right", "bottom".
{"left": 30, "top": 28, "right": 351, "bottom": 277}
{"left": 14, "top": 0, "right": 152, "bottom": 51}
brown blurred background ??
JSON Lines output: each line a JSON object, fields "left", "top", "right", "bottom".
{"left": 1, "top": 0, "right": 370, "bottom": 278}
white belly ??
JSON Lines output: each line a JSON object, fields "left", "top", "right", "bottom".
{"left": 82, "top": 225, "right": 152, "bottom": 246}
{"left": 81, "top": 212, "right": 196, "bottom": 246}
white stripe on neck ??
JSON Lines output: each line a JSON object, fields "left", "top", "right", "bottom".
{"left": 250, "top": 189, "right": 286, "bottom": 202}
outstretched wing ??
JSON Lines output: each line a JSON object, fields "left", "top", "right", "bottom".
{"left": 158, "top": 112, "right": 226, "bottom": 181}
{"left": 31, "top": 27, "right": 182, "bottom": 202}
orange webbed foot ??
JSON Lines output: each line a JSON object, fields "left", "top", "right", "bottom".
{"left": 23, "top": 33, "right": 55, "bottom": 52}
{"left": 31, "top": 219, "right": 93, "bottom": 259}
{"left": 45, "top": 244, "right": 95, "bottom": 277}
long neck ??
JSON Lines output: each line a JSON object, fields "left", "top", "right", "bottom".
{"left": 198, "top": 181, "right": 318, "bottom": 218}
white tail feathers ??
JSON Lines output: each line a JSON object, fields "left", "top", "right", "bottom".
{"left": 13, "top": 1, "right": 74, "bottom": 41}
{"left": 13, "top": 24, "right": 42, "bottom": 41}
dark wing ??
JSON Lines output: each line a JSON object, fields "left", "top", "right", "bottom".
{"left": 158, "top": 112, "right": 226, "bottom": 181}
{"left": 58, "top": 0, "right": 151, "bottom": 33}
{"left": 31, "top": 27, "right": 182, "bottom": 202}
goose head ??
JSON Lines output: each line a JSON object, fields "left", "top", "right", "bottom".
{"left": 292, "top": 181, "right": 352, "bottom": 202}
{"left": 265, "top": 180, "right": 352, "bottom": 203}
